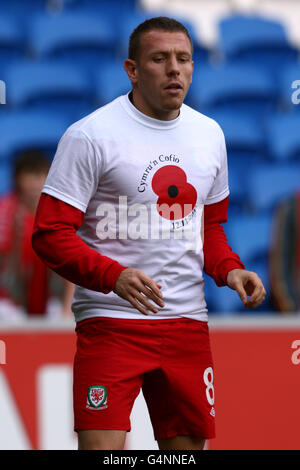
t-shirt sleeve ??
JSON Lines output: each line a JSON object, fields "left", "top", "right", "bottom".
{"left": 205, "top": 125, "right": 229, "bottom": 205}
{"left": 42, "top": 128, "right": 102, "bottom": 213}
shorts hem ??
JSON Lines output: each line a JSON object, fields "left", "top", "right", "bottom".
{"left": 74, "top": 425, "right": 131, "bottom": 433}
{"left": 153, "top": 429, "right": 215, "bottom": 441}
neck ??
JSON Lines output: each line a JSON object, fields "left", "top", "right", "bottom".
{"left": 130, "top": 89, "right": 180, "bottom": 121}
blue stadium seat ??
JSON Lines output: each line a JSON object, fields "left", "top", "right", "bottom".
{"left": 265, "top": 113, "right": 300, "bottom": 162}
{"left": 0, "top": 161, "right": 13, "bottom": 196}
{"left": 94, "top": 59, "right": 130, "bottom": 106}
{"left": 225, "top": 212, "right": 272, "bottom": 264}
{"left": 0, "top": 14, "right": 26, "bottom": 66}
{"left": 246, "top": 163, "right": 300, "bottom": 212}
{"left": 0, "top": 110, "right": 70, "bottom": 162}
{"left": 203, "top": 273, "right": 242, "bottom": 315}
{"left": 210, "top": 110, "right": 265, "bottom": 154}
{"left": 28, "top": 11, "right": 118, "bottom": 70}
{"left": 0, "top": 0, "right": 47, "bottom": 16}
{"left": 217, "top": 14, "right": 299, "bottom": 78}
{"left": 204, "top": 251, "right": 272, "bottom": 314}
{"left": 4, "top": 60, "right": 95, "bottom": 119}
{"left": 187, "top": 63, "right": 277, "bottom": 120}
{"left": 209, "top": 110, "right": 266, "bottom": 207}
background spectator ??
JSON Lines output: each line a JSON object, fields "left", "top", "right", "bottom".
{"left": 269, "top": 192, "right": 300, "bottom": 313}
{"left": 0, "top": 149, "right": 73, "bottom": 320}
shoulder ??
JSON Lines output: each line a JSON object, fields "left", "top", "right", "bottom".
{"left": 181, "top": 103, "right": 225, "bottom": 140}
{"left": 63, "top": 96, "right": 124, "bottom": 142}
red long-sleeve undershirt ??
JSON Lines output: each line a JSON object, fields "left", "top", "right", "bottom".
{"left": 32, "top": 193, "right": 244, "bottom": 292}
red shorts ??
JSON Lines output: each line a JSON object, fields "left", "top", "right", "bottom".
{"left": 73, "top": 316, "right": 215, "bottom": 441}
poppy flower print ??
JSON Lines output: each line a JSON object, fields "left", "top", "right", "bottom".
{"left": 152, "top": 165, "right": 197, "bottom": 220}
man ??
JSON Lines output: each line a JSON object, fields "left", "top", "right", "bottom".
{"left": 269, "top": 192, "right": 300, "bottom": 312}
{"left": 32, "top": 17, "right": 266, "bottom": 450}
{"left": 0, "top": 149, "right": 73, "bottom": 318}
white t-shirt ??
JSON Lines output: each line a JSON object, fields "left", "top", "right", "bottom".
{"left": 42, "top": 93, "right": 229, "bottom": 323}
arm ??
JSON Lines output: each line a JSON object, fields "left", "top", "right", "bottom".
{"left": 32, "top": 193, "right": 164, "bottom": 314}
{"left": 204, "top": 197, "right": 266, "bottom": 308}
{"left": 32, "top": 193, "right": 127, "bottom": 293}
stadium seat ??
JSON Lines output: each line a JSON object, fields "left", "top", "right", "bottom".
{"left": 94, "top": 59, "right": 131, "bottom": 106}
{"left": 225, "top": 212, "right": 272, "bottom": 264}
{"left": 0, "top": 0, "right": 47, "bottom": 16}
{"left": 217, "top": 14, "right": 299, "bottom": 78}
{"left": 0, "top": 14, "right": 26, "bottom": 66}
{"left": 0, "top": 162, "right": 13, "bottom": 196}
{"left": 187, "top": 63, "right": 277, "bottom": 120}
{"left": 265, "top": 112, "right": 300, "bottom": 162}
{"left": 208, "top": 110, "right": 266, "bottom": 207}
{"left": 4, "top": 60, "right": 95, "bottom": 119}
{"left": 210, "top": 110, "right": 265, "bottom": 154}
{"left": 28, "top": 11, "right": 118, "bottom": 70}
{"left": 246, "top": 163, "right": 300, "bottom": 212}
{"left": 203, "top": 251, "right": 272, "bottom": 314}
{"left": 203, "top": 272, "right": 242, "bottom": 315}
{"left": 0, "top": 110, "right": 70, "bottom": 162}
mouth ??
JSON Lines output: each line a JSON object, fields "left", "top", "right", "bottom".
{"left": 164, "top": 83, "right": 183, "bottom": 94}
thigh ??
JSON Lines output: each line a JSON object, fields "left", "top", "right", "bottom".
{"left": 73, "top": 318, "right": 146, "bottom": 433}
{"left": 158, "top": 435, "right": 206, "bottom": 450}
{"left": 142, "top": 319, "right": 215, "bottom": 442}
{"left": 78, "top": 430, "right": 127, "bottom": 450}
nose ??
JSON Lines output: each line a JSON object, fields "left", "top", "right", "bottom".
{"left": 166, "top": 55, "right": 180, "bottom": 76}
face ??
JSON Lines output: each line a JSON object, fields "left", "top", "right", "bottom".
{"left": 16, "top": 172, "right": 47, "bottom": 212}
{"left": 124, "top": 29, "right": 194, "bottom": 121}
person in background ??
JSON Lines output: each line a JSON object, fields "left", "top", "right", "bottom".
{"left": 0, "top": 149, "right": 73, "bottom": 320}
{"left": 269, "top": 192, "right": 300, "bottom": 313}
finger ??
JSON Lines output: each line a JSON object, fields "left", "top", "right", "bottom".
{"left": 140, "top": 274, "right": 163, "bottom": 298}
{"left": 140, "top": 284, "right": 165, "bottom": 307}
{"left": 246, "top": 289, "right": 266, "bottom": 309}
{"left": 234, "top": 282, "right": 249, "bottom": 305}
{"left": 130, "top": 278, "right": 164, "bottom": 308}
{"left": 134, "top": 291, "right": 160, "bottom": 313}
{"left": 246, "top": 283, "right": 266, "bottom": 305}
{"left": 127, "top": 294, "right": 153, "bottom": 316}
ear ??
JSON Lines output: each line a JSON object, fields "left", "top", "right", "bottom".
{"left": 123, "top": 59, "right": 138, "bottom": 84}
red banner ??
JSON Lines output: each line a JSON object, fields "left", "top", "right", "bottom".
{"left": 0, "top": 317, "right": 300, "bottom": 450}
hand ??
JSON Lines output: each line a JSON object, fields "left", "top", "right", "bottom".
{"left": 113, "top": 268, "right": 165, "bottom": 315}
{"left": 226, "top": 269, "right": 266, "bottom": 309}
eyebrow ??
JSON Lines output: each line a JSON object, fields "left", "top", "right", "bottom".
{"left": 151, "top": 50, "right": 192, "bottom": 57}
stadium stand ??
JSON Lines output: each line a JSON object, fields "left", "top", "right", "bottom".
{"left": 216, "top": 14, "right": 299, "bottom": 78}
{"left": 0, "top": 110, "right": 69, "bottom": 162}
{"left": 28, "top": 10, "right": 119, "bottom": 69}
{"left": 187, "top": 63, "right": 278, "bottom": 120}
{"left": 246, "top": 163, "right": 300, "bottom": 213}
{"left": 0, "top": 14, "right": 26, "bottom": 66}
{"left": 265, "top": 112, "right": 300, "bottom": 162}
{"left": 0, "top": 0, "right": 300, "bottom": 314}
{"left": 4, "top": 60, "right": 95, "bottom": 119}
{"left": 94, "top": 58, "right": 131, "bottom": 106}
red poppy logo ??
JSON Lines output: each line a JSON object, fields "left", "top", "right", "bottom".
{"left": 152, "top": 165, "right": 197, "bottom": 220}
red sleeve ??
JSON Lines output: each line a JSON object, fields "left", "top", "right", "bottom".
{"left": 203, "top": 196, "right": 245, "bottom": 286}
{"left": 32, "top": 193, "right": 127, "bottom": 293}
